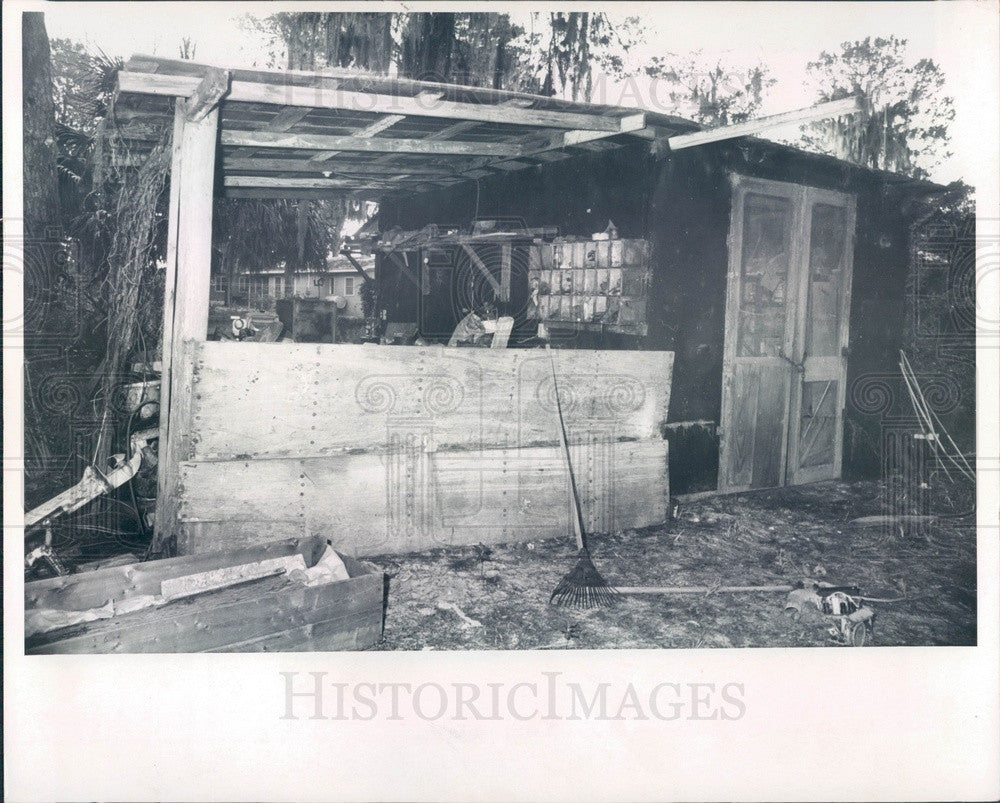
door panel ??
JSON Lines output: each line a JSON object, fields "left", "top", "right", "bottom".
{"left": 720, "top": 177, "right": 855, "bottom": 491}
{"left": 737, "top": 192, "right": 794, "bottom": 358}
{"left": 719, "top": 180, "right": 800, "bottom": 491}
{"left": 787, "top": 191, "right": 856, "bottom": 484}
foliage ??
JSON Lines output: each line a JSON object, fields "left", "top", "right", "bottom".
{"left": 523, "top": 12, "right": 639, "bottom": 101}
{"left": 800, "top": 36, "right": 954, "bottom": 179}
{"left": 50, "top": 38, "right": 121, "bottom": 136}
{"left": 903, "top": 183, "right": 976, "bottom": 451}
{"left": 644, "top": 51, "right": 775, "bottom": 126}
{"left": 359, "top": 277, "right": 377, "bottom": 319}
{"left": 25, "top": 27, "right": 171, "bottom": 499}
{"left": 92, "top": 129, "right": 173, "bottom": 462}
{"left": 212, "top": 198, "right": 347, "bottom": 284}
{"left": 254, "top": 12, "right": 395, "bottom": 71}
{"left": 245, "top": 11, "right": 639, "bottom": 101}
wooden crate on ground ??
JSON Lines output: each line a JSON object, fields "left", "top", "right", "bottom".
{"left": 25, "top": 536, "right": 384, "bottom": 654}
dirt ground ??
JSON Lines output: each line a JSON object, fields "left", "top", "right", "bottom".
{"left": 367, "top": 480, "right": 977, "bottom": 650}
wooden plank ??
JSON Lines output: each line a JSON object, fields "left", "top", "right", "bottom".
{"left": 461, "top": 244, "right": 501, "bottom": 293}
{"left": 223, "top": 176, "right": 399, "bottom": 189}
{"left": 341, "top": 250, "right": 373, "bottom": 281}
{"left": 385, "top": 250, "right": 422, "bottom": 291}
{"left": 265, "top": 105, "right": 315, "bottom": 130}
{"left": 154, "top": 102, "right": 186, "bottom": 545}
{"left": 25, "top": 537, "right": 326, "bottom": 613}
{"left": 516, "top": 113, "right": 646, "bottom": 161}
{"left": 366, "top": 97, "right": 527, "bottom": 170}
{"left": 214, "top": 616, "right": 382, "bottom": 652}
{"left": 27, "top": 569, "right": 382, "bottom": 654}
{"left": 491, "top": 317, "right": 514, "bottom": 349}
{"left": 500, "top": 243, "right": 512, "bottom": 302}
{"left": 117, "top": 71, "right": 634, "bottom": 131}
{"left": 221, "top": 188, "right": 387, "bottom": 201}
{"left": 183, "top": 67, "right": 229, "bottom": 122}
{"left": 153, "top": 101, "right": 219, "bottom": 550}
{"left": 159, "top": 554, "right": 307, "bottom": 600}
{"left": 229, "top": 105, "right": 316, "bottom": 158}
{"left": 424, "top": 119, "right": 480, "bottom": 140}
{"left": 310, "top": 113, "right": 407, "bottom": 162}
{"left": 220, "top": 129, "right": 522, "bottom": 157}
{"left": 667, "top": 97, "right": 860, "bottom": 151}
{"left": 185, "top": 342, "right": 673, "bottom": 460}
{"left": 222, "top": 157, "right": 469, "bottom": 176}
{"left": 177, "top": 440, "right": 670, "bottom": 555}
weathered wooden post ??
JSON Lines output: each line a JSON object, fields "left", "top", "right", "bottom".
{"left": 153, "top": 70, "right": 229, "bottom": 554}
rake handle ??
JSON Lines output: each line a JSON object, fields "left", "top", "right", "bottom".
{"left": 546, "top": 345, "right": 587, "bottom": 551}
{"left": 616, "top": 585, "right": 794, "bottom": 595}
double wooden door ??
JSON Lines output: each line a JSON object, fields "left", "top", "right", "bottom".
{"left": 719, "top": 176, "right": 856, "bottom": 491}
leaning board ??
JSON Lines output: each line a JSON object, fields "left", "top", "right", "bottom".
{"left": 174, "top": 342, "right": 674, "bottom": 555}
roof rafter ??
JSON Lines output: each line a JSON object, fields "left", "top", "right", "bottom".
{"left": 221, "top": 157, "right": 472, "bottom": 177}
{"left": 229, "top": 105, "right": 317, "bottom": 158}
{"left": 220, "top": 129, "right": 523, "bottom": 156}
{"left": 117, "top": 71, "right": 637, "bottom": 131}
{"left": 666, "top": 97, "right": 860, "bottom": 151}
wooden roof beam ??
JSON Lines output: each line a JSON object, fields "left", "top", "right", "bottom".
{"left": 222, "top": 187, "right": 386, "bottom": 201}
{"left": 229, "top": 105, "right": 317, "bottom": 158}
{"left": 221, "top": 157, "right": 473, "bottom": 177}
{"left": 183, "top": 67, "right": 230, "bottom": 121}
{"left": 666, "top": 96, "right": 860, "bottom": 151}
{"left": 220, "top": 130, "right": 522, "bottom": 156}
{"left": 465, "top": 111, "right": 644, "bottom": 174}
{"left": 223, "top": 176, "right": 418, "bottom": 189}
{"left": 309, "top": 112, "right": 408, "bottom": 162}
{"left": 117, "top": 71, "right": 636, "bottom": 131}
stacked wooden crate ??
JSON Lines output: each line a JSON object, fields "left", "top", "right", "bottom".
{"left": 529, "top": 238, "right": 652, "bottom": 336}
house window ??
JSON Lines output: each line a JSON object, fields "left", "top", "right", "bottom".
{"left": 345, "top": 276, "right": 355, "bottom": 296}
{"left": 274, "top": 276, "right": 284, "bottom": 296}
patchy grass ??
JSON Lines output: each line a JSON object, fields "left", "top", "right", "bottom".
{"left": 366, "top": 480, "right": 976, "bottom": 650}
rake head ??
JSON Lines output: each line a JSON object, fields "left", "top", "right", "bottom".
{"left": 550, "top": 548, "right": 619, "bottom": 608}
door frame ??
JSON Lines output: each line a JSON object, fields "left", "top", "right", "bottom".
{"left": 719, "top": 174, "right": 856, "bottom": 492}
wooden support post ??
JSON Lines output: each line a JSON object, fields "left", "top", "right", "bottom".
{"left": 500, "top": 243, "right": 511, "bottom": 303}
{"left": 154, "top": 101, "right": 219, "bottom": 554}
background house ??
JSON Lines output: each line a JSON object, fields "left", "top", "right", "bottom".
{"left": 212, "top": 253, "right": 375, "bottom": 317}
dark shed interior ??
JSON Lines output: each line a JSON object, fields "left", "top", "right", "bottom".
{"left": 378, "top": 137, "right": 937, "bottom": 492}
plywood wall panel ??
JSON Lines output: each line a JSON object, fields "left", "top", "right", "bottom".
{"left": 177, "top": 440, "right": 669, "bottom": 555}
{"left": 187, "top": 342, "right": 673, "bottom": 459}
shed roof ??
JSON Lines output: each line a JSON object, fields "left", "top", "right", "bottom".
{"left": 113, "top": 55, "right": 941, "bottom": 201}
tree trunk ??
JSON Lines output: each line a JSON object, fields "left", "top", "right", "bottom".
{"left": 22, "top": 12, "right": 60, "bottom": 240}
{"left": 402, "top": 13, "right": 456, "bottom": 81}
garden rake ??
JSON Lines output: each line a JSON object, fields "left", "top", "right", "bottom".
{"left": 546, "top": 346, "right": 618, "bottom": 608}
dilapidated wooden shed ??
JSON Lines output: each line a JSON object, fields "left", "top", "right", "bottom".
{"left": 112, "top": 55, "right": 942, "bottom": 559}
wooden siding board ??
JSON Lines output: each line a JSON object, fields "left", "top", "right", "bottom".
{"left": 177, "top": 440, "right": 669, "bottom": 555}
{"left": 186, "top": 342, "right": 673, "bottom": 459}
